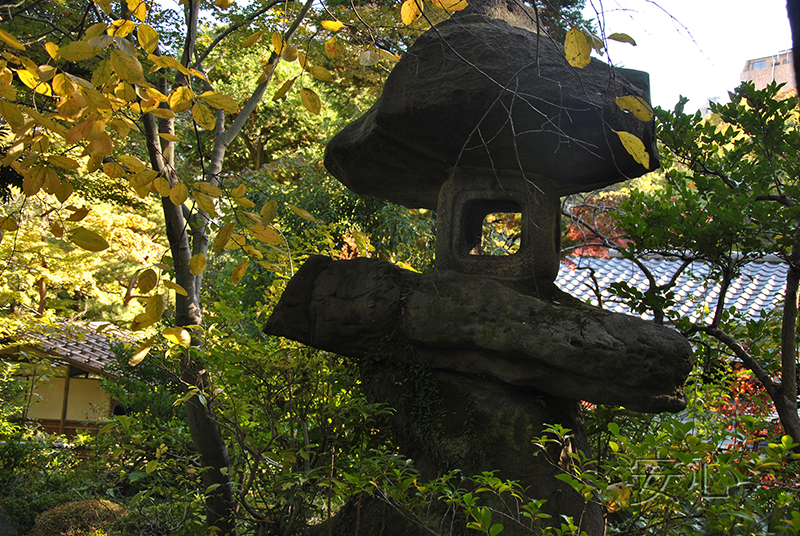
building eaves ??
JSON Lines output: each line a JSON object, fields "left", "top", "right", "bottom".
{"left": 556, "top": 254, "right": 787, "bottom": 323}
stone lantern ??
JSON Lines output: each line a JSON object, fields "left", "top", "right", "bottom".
{"left": 266, "top": 3, "right": 692, "bottom": 534}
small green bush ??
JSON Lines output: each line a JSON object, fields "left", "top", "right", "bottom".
{"left": 31, "top": 500, "right": 127, "bottom": 536}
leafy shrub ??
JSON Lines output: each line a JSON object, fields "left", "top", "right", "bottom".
{"left": 31, "top": 500, "right": 126, "bottom": 536}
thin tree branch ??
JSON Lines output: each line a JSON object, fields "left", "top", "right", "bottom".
{"left": 195, "top": 0, "right": 285, "bottom": 67}
{"left": 690, "top": 324, "right": 779, "bottom": 400}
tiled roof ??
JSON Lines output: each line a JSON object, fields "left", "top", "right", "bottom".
{"left": 556, "top": 253, "right": 787, "bottom": 322}
{"left": 14, "top": 322, "right": 129, "bottom": 376}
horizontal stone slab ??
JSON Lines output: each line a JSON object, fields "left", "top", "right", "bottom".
{"left": 264, "top": 256, "right": 692, "bottom": 413}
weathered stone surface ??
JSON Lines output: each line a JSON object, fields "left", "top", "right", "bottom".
{"left": 311, "top": 374, "right": 604, "bottom": 536}
{"left": 324, "top": 12, "right": 658, "bottom": 209}
{"left": 264, "top": 256, "right": 693, "bottom": 413}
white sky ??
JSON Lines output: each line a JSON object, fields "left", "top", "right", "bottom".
{"left": 583, "top": 0, "right": 794, "bottom": 111}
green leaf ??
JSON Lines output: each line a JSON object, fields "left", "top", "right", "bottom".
{"left": 145, "top": 460, "right": 158, "bottom": 475}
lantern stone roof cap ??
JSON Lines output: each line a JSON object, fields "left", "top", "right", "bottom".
{"left": 324, "top": 11, "right": 658, "bottom": 209}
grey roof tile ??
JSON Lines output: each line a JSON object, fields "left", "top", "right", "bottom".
{"left": 557, "top": 254, "right": 788, "bottom": 323}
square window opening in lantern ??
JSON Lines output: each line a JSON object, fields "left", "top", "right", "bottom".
{"left": 475, "top": 211, "right": 522, "bottom": 256}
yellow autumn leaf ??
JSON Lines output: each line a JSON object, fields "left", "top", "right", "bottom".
{"left": 126, "top": 0, "right": 148, "bottom": 21}
{"left": 85, "top": 22, "right": 108, "bottom": 40}
{"left": 44, "top": 42, "right": 59, "bottom": 59}
{"left": 145, "top": 293, "right": 166, "bottom": 317}
{"left": 37, "top": 64, "right": 56, "bottom": 82}
{"left": 431, "top": 0, "right": 468, "bottom": 11}
{"left": 215, "top": 0, "right": 234, "bottom": 9}
{"left": 0, "top": 28, "right": 25, "bottom": 51}
{"left": 565, "top": 27, "right": 591, "bottom": 68}
{"left": 401, "top": 0, "right": 422, "bottom": 25}
{"left": 226, "top": 233, "right": 246, "bottom": 249}
{"left": 66, "top": 206, "right": 90, "bottom": 222}
{"left": 188, "top": 68, "right": 209, "bottom": 83}
{"left": 170, "top": 181, "right": 189, "bottom": 205}
{"left": 189, "top": 253, "right": 206, "bottom": 275}
{"left": 234, "top": 197, "right": 255, "bottom": 208}
{"left": 163, "top": 280, "right": 188, "bottom": 296}
{"left": 615, "top": 95, "right": 653, "bottom": 122}
{"left": 148, "top": 54, "right": 190, "bottom": 75}
{"left": 192, "top": 102, "right": 216, "bottom": 130}
{"left": 248, "top": 224, "right": 281, "bottom": 243}
{"left": 168, "top": 86, "right": 195, "bottom": 113}
{"left": 107, "top": 19, "right": 136, "bottom": 37}
{"left": 162, "top": 327, "right": 191, "bottom": 346}
{"left": 103, "top": 162, "right": 127, "bottom": 178}
{"left": 281, "top": 45, "right": 298, "bottom": 62}
{"left": 138, "top": 268, "right": 158, "bottom": 293}
{"left": 271, "top": 32, "right": 284, "bottom": 53}
{"left": 131, "top": 169, "right": 158, "bottom": 188}
{"left": 378, "top": 49, "right": 401, "bottom": 62}
{"left": 0, "top": 215, "right": 18, "bottom": 231}
{"left": 115, "top": 81, "right": 137, "bottom": 102}
{"left": 111, "top": 49, "right": 145, "bottom": 84}
{"left": 199, "top": 91, "right": 239, "bottom": 113}
{"left": 194, "top": 182, "right": 222, "bottom": 197}
{"left": 23, "top": 170, "right": 45, "bottom": 197}
{"left": 614, "top": 130, "right": 650, "bottom": 169}
{"left": 50, "top": 220, "right": 64, "bottom": 237}
{"left": 154, "top": 176, "right": 171, "bottom": 197}
{"left": 138, "top": 24, "right": 159, "bottom": 54}
{"left": 608, "top": 33, "right": 636, "bottom": 46}
{"left": 324, "top": 36, "right": 342, "bottom": 59}
{"left": 42, "top": 168, "right": 60, "bottom": 194}
{"left": 244, "top": 30, "right": 266, "bottom": 48}
{"left": 55, "top": 182, "right": 73, "bottom": 203}
{"left": 117, "top": 155, "right": 146, "bottom": 172}
{"left": 231, "top": 184, "right": 246, "bottom": 197}
{"left": 159, "top": 133, "right": 180, "bottom": 142}
{"left": 260, "top": 199, "right": 278, "bottom": 225}
{"left": 150, "top": 108, "right": 175, "bottom": 119}
{"left": 129, "top": 337, "right": 155, "bottom": 366}
{"left": 69, "top": 227, "right": 110, "bottom": 251}
{"left": 33, "top": 82, "right": 52, "bottom": 96}
{"left": 59, "top": 41, "right": 100, "bottom": 61}
{"left": 194, "top": 191, "right": 216, "bottom": 214}
{"left": 300, "top": 88, "right": 321, "bottom": 115}
{"left": 272, "top": 77, "right": 297, "bottom": 101}
{"left": 48, "top": 155, "right": 80, "bottom": 169}
{"left": 16, "top": 69, "right": 37, "bottom": 89}
{"left": 289, "top": 204, "right": 316, "bottom": 222}
{"left": 213, "top": 222, "right": 235, "bottom": 252}
{"left": 232, "top": 260, "right": 248, "bottom": 285}
{"left": 93, "top": 0, "right": 111, "bottom": 13}
{"left": 321, "top": 20, "right": 344, "bottom": 31}
{"left": 0, "top": 101, "right": 23, "bottom": 131}
{"left": 308, "top": 65, "right": 333, "bottom": 82}
{"left": 242, "top": 212, "right": 261, "bottom": 224}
